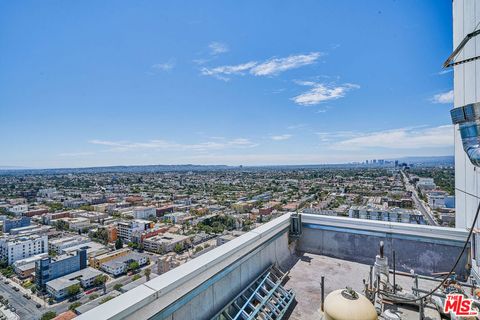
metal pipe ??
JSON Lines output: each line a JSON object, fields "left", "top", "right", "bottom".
{"left": 369, "top": 266, "right": 373, "bottom": 291}
{"left": 321, "top": 276, "right": 325, "bottom": 312}
{"left": 451, "top": 103, "right": 480, "bottom": 167}
{"left": 419, "top": 298, "right": 424, "bottom": 320}
{"left": 388, "top": 270, "right": 478, "bottom": 288}
{"left": 414, "top": 275, "right": 419, "bottom": 297}
{"left": 393, "top": 250, "right": 396, "bottom": 294}
{"left": 412, "top": 287, "right": 446, "bottom": 298}
{"left": 377, "top": 275, "right": 381, "bottom": 296}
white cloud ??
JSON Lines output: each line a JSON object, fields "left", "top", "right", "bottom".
{"left": 89, "top": 138, "right": 258, "bottom": 152}
{"left": 287, "top": 124, "right": 307, "bottom": 130}
{"left": 201, "top": 52, "right": 322, "bottom": 80}
{"left": 152, "top": 60, "right": 175, "bottom": 71}
{"left": 209, "top": 42, "right": 229, "bottom": 55}
{"left": 292, "top": 82, "right": 359, "bottom": 106}
{"left": 250, "top": 52, "right": 322, "bottom": 76}
{"left": 431, "top": 90, "right": 454, "bottom": 104}
{"left": 331, "top": 125, "right": 453, "bottom": 150}
{"left": 200, "top": 61, "right": 257, "bottom": 81}
{"left": 437, "top": 69, "right": 453, "bottom": 75}
{"left": 271, "top": 134, "right": 292, "bottom": 141}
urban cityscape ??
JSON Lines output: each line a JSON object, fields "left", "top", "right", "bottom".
{"left": 0, "top": 159, "right": 456, "bottom": 319}
{"left": 2, "top": 1, "right": 480, "bottom": 320}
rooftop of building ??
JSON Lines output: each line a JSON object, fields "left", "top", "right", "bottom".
{"left": 49, "top": 236, "right": 89, "bottom": 245}
{"left": 284, "top": 252, "right": 437, "bottom": 319}
{"left": 144, "top": 232, "right": 189, "bottom": 243}
{"left": 0, "top": 234, "right": 47, "bottom": 243}
{"left": 62, "top": 241, "right": 106, "bottom": 256}
{"left": 47, "top": 267, "right": 102, "bottom": 291}
{"left": 92, "top": 248, "right": 131, "bottom": 260}
{"left": 101, "top": 252, "right": 147, "bottom": 269}
{"left": 77, "top": 213, "right": 470, "bottom": 320}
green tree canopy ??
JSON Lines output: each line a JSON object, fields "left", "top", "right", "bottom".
{"left": 115, "top": 238, "right": 123, "bottom": 250}
{"left": 67, "top": 284, "right": 81, "bottom": 297}
{"left": 41, "top": 311, "right": 57, "bottom": 320}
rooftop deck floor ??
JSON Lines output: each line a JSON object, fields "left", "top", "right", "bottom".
{"left": 283, "top": 252, "right": 439, "bottom": 320}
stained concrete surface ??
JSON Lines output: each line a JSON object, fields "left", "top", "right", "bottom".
{"left": 283, "top": 252, "right": 440, "bottom": 320}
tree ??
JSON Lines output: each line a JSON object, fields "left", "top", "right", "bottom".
{"left": 115, "top": 238, "right": 123, "bottom": 250}
{"left": 144, "top": 268, "right": 151, "bottom": 281}
{"left": 69, "top": 301, "right": 82, "bottom": 311}
{"left": 174, "top": 243, "right": 183, "bottom": 253}
{"left": 89, "top": 293, "right": 99, "bottom": 300}
{"left": 47, "top": 202, "right": 63, "bottom": 213}
{"left": 132, "top": 274, "right": 141, "bottom": 281}
{"left": 55, "top": 220, "right": 69, "bottom": 231}
{"left": 67, "top": 284, "right": 81, "bottom": 297}
{"left": 128, "top": 261, "right": 140, "bottom": 271}
{"left": 93, "top": 275, "right": 108, "bottom": 287}
{"left": 113, "top": 283, "right": 123, "bottom": 291}
{"left": 41, "top": 311, "right": 57, "bottom": 320}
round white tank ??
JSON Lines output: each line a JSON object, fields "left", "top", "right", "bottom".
{"left": 323, "top": 288, "right": 377, "bottom": 320}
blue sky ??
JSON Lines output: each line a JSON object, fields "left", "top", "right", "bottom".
{"left": 0, "top": 1, "right": 454, "bottom": 168}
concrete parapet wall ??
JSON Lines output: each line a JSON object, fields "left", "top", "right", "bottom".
{"left": 299, "top": 214, "right": 470, "bottom": 278}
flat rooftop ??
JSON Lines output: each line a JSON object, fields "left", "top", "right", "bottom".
{"left": 77, "top": 214, "right": 467, "bottom": 320}
{"left": 284, "top": 252, "right": 439, "bottom": 320}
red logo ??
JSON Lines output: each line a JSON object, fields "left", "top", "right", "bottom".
{"left": 443, "top": 294, "right": 478, "bottom": 316}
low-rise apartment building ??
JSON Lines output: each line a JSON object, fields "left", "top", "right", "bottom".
{"left": 49, "top": 236, "right": 90, "bottom": 254}
{"left": 0, "top": 234, "right": 48, "bottom": 265}
{"left": 89, "top": 248, "right": 131, "bottom": 269}
{"left": 100, "top": 252, "right": 149, "bottom": 276}
{"left": 143, "top": 233, "right": 190, "bottom": 254}
{"left": 46, "top": 267, "right": 103, "bottom": 300}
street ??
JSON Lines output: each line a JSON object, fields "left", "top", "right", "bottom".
{"left": 0, "top": 280, "right": 43, "bottom": 320}
{"left": 401, "top": 171, "right": 439, "bottom": 226}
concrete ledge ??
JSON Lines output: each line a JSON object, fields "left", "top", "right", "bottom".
{"left": 301, "top": 214, "right": 468, "bottom": 242}
{"left": 299, "top": 214, "right": 470, "bottom": 278}
{"left": 77, "top": 214, "right": 291, "bottom": 320}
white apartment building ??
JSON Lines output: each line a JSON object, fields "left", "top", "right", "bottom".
{"left": 348, "top": 205, "right": 424, "bottom": 224}
{"left": 117, "top": 220, "right": 151, "bottom": 243}
{"left": 9, "top": 204, "right": 28, "bottom": 215}
{"left": 48, "top": 236, "right": 90, "bottom": 254}
{"left": 100, "top": 252, "right": 149, "bottom": 276}
{"left": 132, "top": 206, "right": 156, "bottom": 219}
{"left": 415, "top": 177, "right": 436, "bottom": 191}
{"left": 0, "top": 235, "right": 48, "bottom": 265}
{"left": 143, "top": 233, "right": 190, "bottom": 254}
{"left": 58, "top": 217, "right": 91, "bottom": 231}
{"left": 37, "top": 188, "right": 59, "bottom": 199}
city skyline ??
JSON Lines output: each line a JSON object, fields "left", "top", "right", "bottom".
{"left": 1, "top": 1, "right": 454, "bottom": 168}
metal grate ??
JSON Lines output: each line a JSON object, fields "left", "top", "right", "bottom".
{"left": 212, "top": 265, "right": 295, "bottom": 320}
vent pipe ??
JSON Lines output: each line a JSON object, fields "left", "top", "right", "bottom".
{"left": 451, "top": 103, "right": 480, "bottom": 167}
